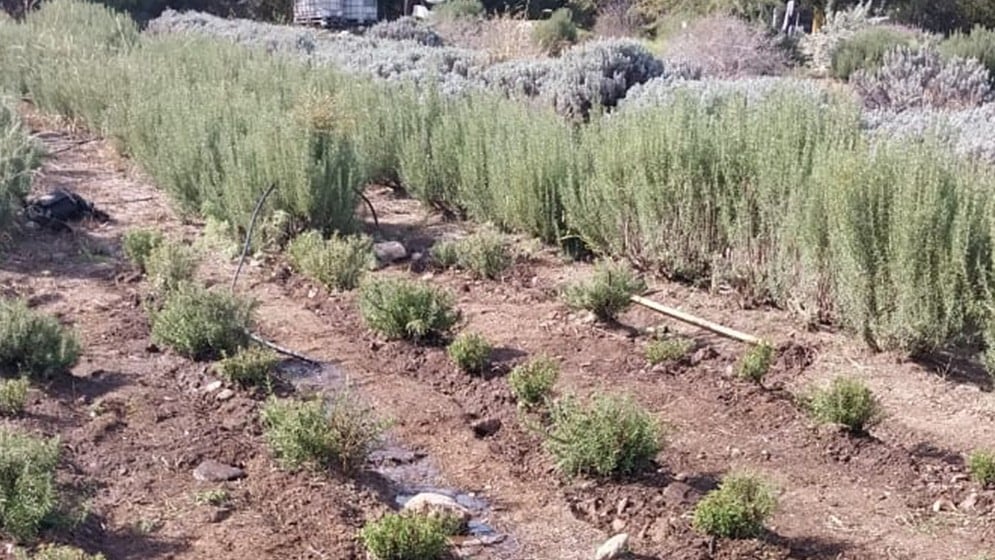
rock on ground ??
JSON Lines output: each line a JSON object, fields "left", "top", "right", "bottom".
{"left": 594, "top": 533, "right": 629, "bottom": 560}
{"left": 193, "top": 459, "right": 246, "bottom": 482}
{"left": 402, "top": 492, "right": 472, "bottom": 532}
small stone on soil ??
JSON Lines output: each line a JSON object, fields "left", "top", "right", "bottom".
{"left": 193, "top": 459, "right": 246, "bottom": 482}
{"left": 611, "top": 518, "right": 626, "bottom": 533}
{"left": 203, "top": 380, "right": 222, "bottom": 393}
{"left": 402, "top": 492, "right": 471, "bottom": 531}
{"left": 931, "top": 497, "right": 956, "bottom": 513}
{"left": 216, "top": 389, "right": 235, "bottom": 401}
{"left": 594, "top": 533, "right": 629, "bottom": 560}
{"left": 471, "top": 418, "right": 502, "bottom": 438}
{"left": 374, "top": 241, "right": 408, "bottom": 265}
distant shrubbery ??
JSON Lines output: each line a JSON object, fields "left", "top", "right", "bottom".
{"left": 0, "top": 102, "right": 42, "bottom": 231}
{"left": 830, "top": 25, "right": 923, "bottom": 80}
{"left": 532, "top": 8, "right": 578, "bottom": 56}
{"left": 287, "top": 231, "right": 374, "bottom": 291}
{"left": 8, "top": 0, "right": 995, "bottom": 361}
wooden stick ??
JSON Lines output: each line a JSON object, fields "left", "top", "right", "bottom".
{"left": 630, "top": 294, "right": 766, "bottom": 346}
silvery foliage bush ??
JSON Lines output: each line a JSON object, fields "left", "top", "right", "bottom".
{"left": 617, "top": 76, "right": 835, "bottom": 113}
{"left": 540, "top": 39, "right": 679, "bottom": 119}
{"left": 480, "top": 59, "right": 558, "bottom": 99}
{"left": 862, "top": 105, "right": 995, "bottom": 165}
{"left": 366, "top": 16, "right": 443, "bottom": 47}
{"left": 850, "top": 46, "right": 992, "bottom": 111}
{"left": 148, "top": 10, "right": 484, "bottom": 92}
{"left": 663, "top": 15, "right": 790, "bottom": 78}
{"left": 799, "top": 0, "right": 885, "bottom": 76}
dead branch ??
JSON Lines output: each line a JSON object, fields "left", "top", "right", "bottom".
{"left": 630, "top": 294, "right": 766, "bottom": 346}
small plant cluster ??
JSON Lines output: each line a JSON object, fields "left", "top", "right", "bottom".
{"left": 692, "top": 472, "right": 778, "bottom": 538}
{"left": 804, "top": 376, "right": 882, "bottom": 434}
{"left": 431, "top": 229, "right": 511, "bottom": 279}
{"left": 358, "top": 277, "right": 460, "bottom": 342}
{"left": 0, "top": 298, "right": 80, "bottom": 379}
{"left": 968, "top": 450, "right": 995, "bottom": 487}
{"left": 121, "top": 228, "right": 164, "bottom": 272}
{"left": 0, "top": 101, "right": 43, "bottom": 232}
{"left": 287, "top": 230, "right": 374, "bottom": 291}
{"left": 0, "top": 378, "right": 30, "bottom": 416}
{"left": 508, "top": 356, "right": 559, "bottom": 409}
{"left": 430, "top": 0, "right": 484, "bottom": 22}
{"left": 260, "top": 392, "right": 388, "bottom": 475}
{"left": 532, "top": 8, "right": 579, "bottom": 56}
{"left": 562, "top": 259, "right": 645, "bottom": 322}
{"left": 144, "top": 239, "right": 199, "bottom": 295}
{"left": 645, "top": 336, "right": 693, "bottom": 365}
{"left": 0, "top": 429, "right": 61, "bottom": 542}
{"left": 149, "top": 284, "right": 255, "bottom": 360}
{"left": 217, "top": 346, "right": 279, "bottom": 389}
{"left": 545, "top": 393, "right": 662, "bottom": 478}
{"left": 939, "top": 24, "right": 995, "bottom": 84}
{"left": 360, "top": 512, "right": 452, "bottom": 560}
{"left": 447, "top": 332, "right": 491, "bottom": 373}
{"left": 736, "top": 343, "right": 774, "bottom": 384}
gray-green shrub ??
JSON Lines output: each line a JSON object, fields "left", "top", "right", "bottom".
{"left": 805, "top": 376, "right": 883, "bottom": 434}
{"left": 562, "top": 259, "right": 645, "bottom": 321}
{"left": 692, "top": 473, "right": 777, "bottom": 539}
{"left": 447, "top": 332, "right": 491, "bottom": 373}
{"left": 121, "top": 228, "right": 164, "bottom": 272}
{"left": 0, "top": 101, "right": 42, "bottom": 231}
{"left": 14, "top": 544, "right": 107, "bottom": 560}
{"left": 940, "top": 24, "right": 995, "bottom": 84}
{"left": 144, "top": 240, "right": 199, "bottom": 294}
{"left": 358, "top": 277, "right": 460, "bottom": 342}
{"left": 532, "top": 8, "right": 578, "bottom": 56}
{"left": 360, "top": 512, "right": 450, "bottom": 560}
{"left": 260, "top": 392, "right": 387, "bottom": 475}
{"left": 545, "top": 393, "right": 661, "bottom": 478}
{"left": 431, "top": 229, "right": 511, "bottom": 279}
{"left": 830, "top": 25, "right": 922, "bottom": 80}
{"left": 287, "top": 230, "right": 374, "bottom": 291}
{"left": 217, "top": 346, "right": 279, "bottom": 388}
{"left": 736, "top": 343, "right": 774, "bottom": 383}
{"left": 645, "top": 337, "right": 693, "bottom": 365}
{"left": 149, "top": 284, "right": 255, "bottom": 360}
{"left": 0, "top": 299, "right": 80, "bottom": 379}
{"left": 968, "top": 450, "right": 995, "bottom": 487}
{"left": 508, "top": 356, "right": 559, "bottom": 408}
{"left": 0, "top": 378, "right": 29, "bottom": 416}
{"left": 431, "top": 0, "right": 484, "bottom": 21}
{"left": 0, "top": 429, "right": 60, "bottom": 542}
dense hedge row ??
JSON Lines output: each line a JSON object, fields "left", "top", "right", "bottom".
{"left": 4, "top": 0, "right": 995, "bottom": 359}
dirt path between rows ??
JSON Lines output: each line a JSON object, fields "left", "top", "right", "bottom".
{"left": 1, "top": 106, "right": 993, "bottom": 559}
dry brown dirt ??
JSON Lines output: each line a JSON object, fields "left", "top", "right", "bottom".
{"left": 1, "top": 105, "right": 994, "bottom": 560}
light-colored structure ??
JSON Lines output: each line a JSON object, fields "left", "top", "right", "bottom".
{"left": 293, "top": 0, "right": 378, "bottom": 26}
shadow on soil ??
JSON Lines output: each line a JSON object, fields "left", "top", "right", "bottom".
{"left": 69, "top": 513, "right": 191, "bottom": 559}
{"left": 913, "top": 348, "right": 993, "bottom": 393}
{"left": 0, "top": 224, "right": 123, "bottom": 282}
{"left": 766, "top": 532, "right": 854, "bottom": 559}
{"left": 44, "top": 371, "right": 132, "bottom": 404}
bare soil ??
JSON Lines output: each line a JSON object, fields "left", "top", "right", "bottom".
{"left": 2, "top": 105, "right": 994, "bottom": 560}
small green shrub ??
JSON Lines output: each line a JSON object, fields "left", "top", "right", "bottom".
{"left": 831, "top": 25, "right": 921, "bottom": 80}
{"left": 562, "top": 259, "right": 646, "bottom": 322}
{"left": 940, "top": 25, "right": 995, "bottom": 84}
{"left": 0, "top": 429, "right": 60, "bottom": 542}
{"left": 192, "top": 489, "right": 230, "bottom": 507}
{"left": 217, "top": 346, "right": 279, "bottom": 388}
{"left": 736, "top": 342, "right": 774, "bottom": 384}
{"left": 432, "top": 0, "right": 484, "bottom": 20}
{"left": 150, "top": 284, "right": 255, "bottom": 360}
{"left": 0, "top": 378, "right": 30, "bottom": 416}
{"left": 968, "top": 450, "right": 995, "bottom": 487}
{"left": 447, "top": 332, "right": 491, "bottom": 373}
{"left": 533, "top": 8, "right": 579, "bottom": 55}
{"left": 121, "top": 228, "right": 164, "bottom": 272}
{"left": 360, "top": 512, "right": 450, "bottom": 560}
{"left": 358, "top": 278, "right": 461, "bottom": 342}
{"left": 545, "top": 393, "right": 661, "bottom": 478}
{"left": 692, "top": 473, "right": 777, "bottom": 539}
{"left": 431, "top": 229, "right": 511, "bottom": 280}
{"left": 287, "top": 230, "right": 374, "bottom": 292}
{"left": 508, "top": 356, "right": 559, "bottom": 409}
{"left": 144, "top": 240, "right": 198, "bottom": 294}
{"left": 0, "top": 299, "right": 80, "bottom": 379}
{"left": 0, "top": 102, "right": 43, "bottom": 232}
{"left": 805, "top": 376, "right": 883, "bottom": 434}
{"left": 260, "top": 392, "right": 387, "bottom": 475}
{"left": 645, "top": 337, "right": 693, "bottom": 365}
{"left": 14, "top": 544, "right": 106, "bottom": 560}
